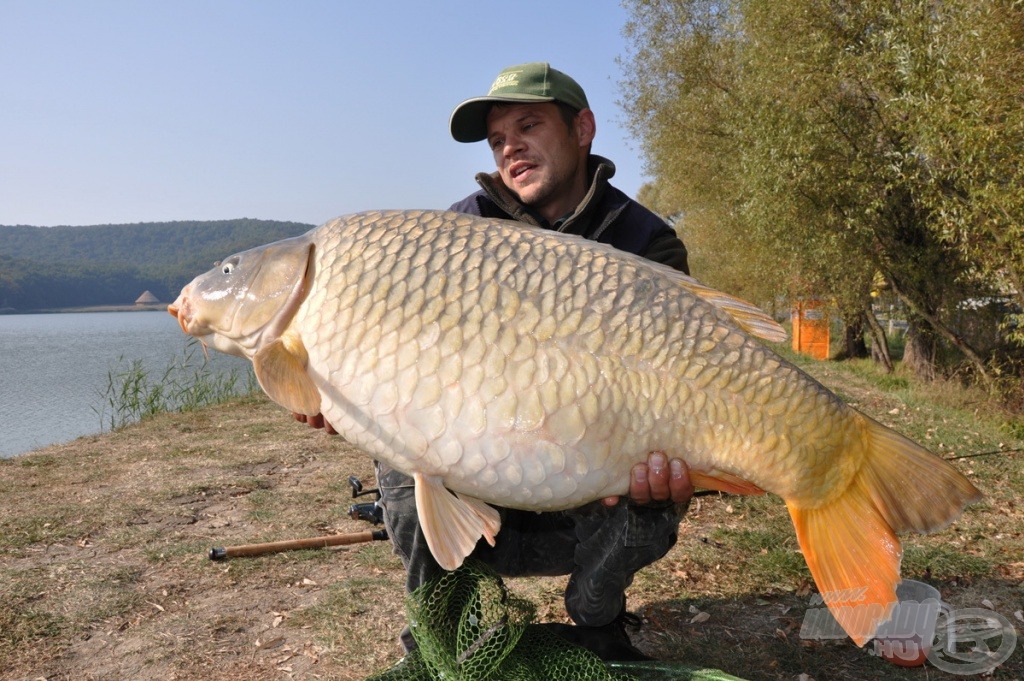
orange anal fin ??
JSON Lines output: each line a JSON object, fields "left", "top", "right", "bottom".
{"left": 787, "top": 482, "right": 901, "bottom": 647}
{"left": 690, "top": 470, "right": 766, "bottom": 496}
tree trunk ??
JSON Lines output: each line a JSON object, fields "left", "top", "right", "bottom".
{"left": 862, "top": 305, "right": 893, "bottom": 373}
{"left": 834, "top": 312, "right": 869, "bottom": 360}
{"left": 903, "top": 318, "right": 937, "bottom": 382}
{"left": 888, "top": 279, "right": 994, "bottom": 387}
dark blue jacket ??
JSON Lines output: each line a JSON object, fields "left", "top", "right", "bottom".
{"left": 449, "top": 156, "right": 689, "bottom": 274}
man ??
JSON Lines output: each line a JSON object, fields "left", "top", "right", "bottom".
{"left": 375, "top": 62, "right": 695, "bottom": 661}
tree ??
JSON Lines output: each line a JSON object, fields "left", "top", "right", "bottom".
{"left": 621, "top": 0, "right": 1023, "bottom": 384}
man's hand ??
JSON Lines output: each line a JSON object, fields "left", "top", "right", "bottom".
{"left": 292, "top": 412, "right": 338, "bottom": 435}
{"left": 602, "top": 452, "right": 693, "bottom": 507}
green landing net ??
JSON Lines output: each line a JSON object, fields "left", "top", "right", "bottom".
{"left": 366, "top": 561, "right": 746, "bottom": 681}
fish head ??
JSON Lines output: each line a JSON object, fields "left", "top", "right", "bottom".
{"left": 168, "top": 234, "right": 315, "bottom": 359}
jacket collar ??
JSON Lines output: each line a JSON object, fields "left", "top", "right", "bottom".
{"left": 474, "top": 155, "right": 617, "bottom": 234}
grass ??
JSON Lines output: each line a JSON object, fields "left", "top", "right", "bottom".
{"left": 94, "top": 343, "right": 258, "bottom": 432}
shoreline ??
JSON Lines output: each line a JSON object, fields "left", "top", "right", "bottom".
{"left": 0, "top": 303, "right": 167, "bottom": 315}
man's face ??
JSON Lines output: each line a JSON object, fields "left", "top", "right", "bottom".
{"left": 485, "top": 102, "right": 594, "bottom": 222}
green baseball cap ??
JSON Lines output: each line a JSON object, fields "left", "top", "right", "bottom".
{"left": 449, "top": 62, "right": 590, "bottom": 143}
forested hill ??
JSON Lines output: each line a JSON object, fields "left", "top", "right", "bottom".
{"left": 0, "top": 219, "right": 314, "bottom": 311}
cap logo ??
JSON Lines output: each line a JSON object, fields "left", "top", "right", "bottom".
{"left": 489, "top": 71, "right": 521, "bottom": 94}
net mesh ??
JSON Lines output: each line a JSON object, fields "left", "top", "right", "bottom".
{"left": 367, "top": 560, "right": 639, "bottom": 681}
{"left": 366, "top": 561, "right": 749, "bottom": 681}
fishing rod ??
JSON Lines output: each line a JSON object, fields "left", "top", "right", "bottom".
{"left": 209, "top": 528, "right": 388, "bottom": 561}
{"left": 209, "top": 474, "right": 387, "bottom": 561}
{"left": 944, "top": 447, "right": 1023, "bottom": 461}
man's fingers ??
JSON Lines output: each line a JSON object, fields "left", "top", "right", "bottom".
{"left": 646, "top": 452, "right": 670, "bottom": 501}
{"left": 623, "top": 454, "right": 693, "bottom": 506}
{"left": 291, "top": 412, "right": 338, "bottom": 434}
{"left": 628, "top": 463, "right": 651, "bottom": 505}
{"left": 669, "top": 458, "right": 694, "bottom": 503}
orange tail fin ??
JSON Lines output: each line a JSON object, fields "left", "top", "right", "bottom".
{"left": 788, "top": 413, "right": 982, "bottom": 646}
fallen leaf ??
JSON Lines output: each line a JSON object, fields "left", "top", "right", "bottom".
{"left": 690, "top": 611, "right": 710, "bottom": 624}
{"left": 259, "top": 636, "right": 286, "bottom": 650}
{"left": 981, "top": 598, "right": 994, "bottom": 609}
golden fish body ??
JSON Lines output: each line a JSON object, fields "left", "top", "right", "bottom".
{"left": 170, "top": 209, "right": 981, "bottom": 646}
{"left": 300, "top": 212, "right": 838, "bottom": 507}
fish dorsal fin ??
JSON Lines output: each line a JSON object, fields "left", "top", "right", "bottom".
{"left": 414, "top": 473, "right": 501, "bottom": 571}
{"left": 533, "top": 226, "right": 786, "bottom": 343}
{"left": 670, "top": 274, "right": 787, "bottom": 343}
{"left": 252, "top": 329, "right": 321, "bottom": 416}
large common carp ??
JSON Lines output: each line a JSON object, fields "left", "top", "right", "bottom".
{"left": 169, "top": 209, "right": 981, "bottom": 645}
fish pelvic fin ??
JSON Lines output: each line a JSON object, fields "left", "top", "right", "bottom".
{"left": 787, "top": 413, "right": 982, "bottom": 647}
{"left": 414, "top": 473, "right": 502, "bottom": 571}
{"left": 252, "top": 329, "right": 321, "bottom": 416}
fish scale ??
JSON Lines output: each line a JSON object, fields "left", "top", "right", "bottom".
{"left": 298, "top": 211, "right": 815, "bottom": 506}
{"left": 171, "top": 208, "right": 981, "bottom": 646}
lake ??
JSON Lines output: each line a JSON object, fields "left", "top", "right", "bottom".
{"left": 0, "top": 310, "right": 250, "bottom": 458}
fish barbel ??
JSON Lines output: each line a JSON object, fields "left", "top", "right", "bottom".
{"left": 169, "top": 209, "right": 981, "bottom": 645}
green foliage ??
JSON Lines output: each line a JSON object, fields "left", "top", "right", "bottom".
{"left": 621, "top": 0, "right": 1024, "bottom": 385}
{"left": 0, "top": 218, "right": 313, "bottom": 310}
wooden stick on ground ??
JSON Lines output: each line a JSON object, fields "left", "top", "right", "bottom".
{"left": 208, "top": 529, "right": 388, "bottom": 560}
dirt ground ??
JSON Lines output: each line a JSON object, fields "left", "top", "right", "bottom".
{"left": 1, "top": 388, "right": 1021, "bottom": 680}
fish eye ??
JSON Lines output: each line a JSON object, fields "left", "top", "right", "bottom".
{"left": 219, "top": 256, "right": 241, "bottom": 275}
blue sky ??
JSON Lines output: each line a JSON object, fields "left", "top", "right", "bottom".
{"left": 0, "top": 2, "right": 651, "bottom": 227}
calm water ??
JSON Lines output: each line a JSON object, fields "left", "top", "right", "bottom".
{"left": 0, "top": 311, "right": 249, "bottom": 458}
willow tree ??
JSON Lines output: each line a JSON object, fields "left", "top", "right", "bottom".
{"left": 621, "top": 0, "right": 1023, "bottom": 384}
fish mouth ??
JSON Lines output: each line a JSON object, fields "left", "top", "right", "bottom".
{"left": 168, "top": 292, "right": 195, "bottom": 335}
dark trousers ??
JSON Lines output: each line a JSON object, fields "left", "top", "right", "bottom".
{"left": 376, "top": 462, "right": 685, "bottom": 628}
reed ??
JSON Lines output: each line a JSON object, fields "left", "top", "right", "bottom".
{"left": 95, "top": 343, "right": 258, "bottom": 431}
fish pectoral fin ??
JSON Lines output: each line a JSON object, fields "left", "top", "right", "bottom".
{"left": 690, "top": 470, "right": 766, "bottom": 496}
{"left": 252, "top": 331, "right": 321, "bottom": 416}
{"left": 414, "top": 473, "right": 502, "bottom": 570}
